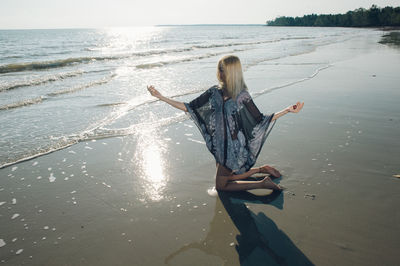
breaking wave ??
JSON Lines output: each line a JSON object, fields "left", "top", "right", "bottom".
{"left": 47, "top": 73, "right": 116, "bottom": 96}
{"left": 0, "top": 74, "right": 116, "bottom": 111}
{"left": 0, "top": 37, "right": 301, "bottom": 74}
{"left": 136, "top": 48, "right": 247, "bottom": 69}
{"left": 0, "top": 96, "right": 45, "bottom": 110}
{"left": 0, "top": 70, "right": 84, "bottom": 92}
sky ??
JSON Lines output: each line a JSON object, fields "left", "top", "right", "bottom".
{"left": 1, "top": 0, "right": 399, "bottom": 29}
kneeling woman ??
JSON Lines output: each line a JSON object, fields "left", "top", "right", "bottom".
{"left": 147, "top": 55, "right": 303, "bottom": 191}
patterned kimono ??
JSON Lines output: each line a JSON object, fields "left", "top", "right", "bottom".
{"left": 184, "top": 85, "right": 275, "bottom": 174}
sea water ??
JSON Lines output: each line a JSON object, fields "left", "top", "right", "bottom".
{"left": 0, "top": 26, "right": 379, "bottom": 168}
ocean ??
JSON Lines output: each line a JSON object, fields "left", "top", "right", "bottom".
{"left": 0, "top": 26, "right": 379, "bottom": 168}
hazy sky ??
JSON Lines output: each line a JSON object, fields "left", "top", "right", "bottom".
{"left": 1, "top": 0, "right": 399, "bottom": 29}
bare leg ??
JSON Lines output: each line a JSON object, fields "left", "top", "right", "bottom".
{"left": 258, "top": 165, "right": 281, "bottom": 178}
{"left": 218, "top": 164, "right": 281, "bottom": 182}
{"left": 221, "top": 177, "right": 282, "bottom": 191}
{"left": 215, "top": 164, "right": 282, "bottom": 192}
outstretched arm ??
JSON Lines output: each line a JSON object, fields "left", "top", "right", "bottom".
{"left": 147, "top": 85, "right": 187, "bottom": 112}
{"left": 271, "top": 101, "right": 304, "bottom": 121}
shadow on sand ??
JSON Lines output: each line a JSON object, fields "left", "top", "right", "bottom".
{"left": 165, "top": 189, "right": 314, "bottom": 265}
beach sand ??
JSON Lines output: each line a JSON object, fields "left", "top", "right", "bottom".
{"left": 1, "top": 32, "right": 399, "bottom": 265}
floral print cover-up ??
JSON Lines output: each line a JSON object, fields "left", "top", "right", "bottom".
{"left": 184, "top": 85, "right": 275, "bottom": 174}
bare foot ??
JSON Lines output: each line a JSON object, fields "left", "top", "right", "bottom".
{"left": 260, "top": 165, "right": 281, "bottom": 178}
{"left": 262, "top": 177, "right": 282, "bottom": 191}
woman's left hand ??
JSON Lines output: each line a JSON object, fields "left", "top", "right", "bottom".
{"left": 288, "top": 102, "right": 304, "bottom": 113}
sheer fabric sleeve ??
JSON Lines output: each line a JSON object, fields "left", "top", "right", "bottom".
{"left": 243, "top": 98, "right": 263, "bottom": 123}
{"left": 183, "top": 86, "right": 224, "bottom": 164}
{"left": 237, "top": 90, "right": 276, "bottom": 164}
{"left": 242, "top": 93, "right": 274, "bottom": 124}
{"left": 184, "top": 88, "right": 214, "bottom": 136}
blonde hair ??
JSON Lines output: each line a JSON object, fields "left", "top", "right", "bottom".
{"left": 217, "top": 55, "right": 247, "bottom": 99}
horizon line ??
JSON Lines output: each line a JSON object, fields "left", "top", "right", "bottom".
{"left": 0, "top": 24, "right": 267, "bottom": 31}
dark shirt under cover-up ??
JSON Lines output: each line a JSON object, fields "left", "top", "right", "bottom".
{"left": 184, "top": 85, "right": 275, "bottom": 174}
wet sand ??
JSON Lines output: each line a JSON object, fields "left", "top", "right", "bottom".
{"left": 1, "top": 32, "right": 400, "bottom": 265}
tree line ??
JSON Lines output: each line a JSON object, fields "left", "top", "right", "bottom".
{"left": 266, "top": 5, "right": 400, "bottom": 27}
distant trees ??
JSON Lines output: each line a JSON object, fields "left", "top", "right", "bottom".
{"left": 266, "top": 5, "right": 400, "bottom": 27}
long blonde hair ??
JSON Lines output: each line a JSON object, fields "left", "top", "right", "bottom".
{"left": 217, "top": 55, "right": 247, "bottom": 100}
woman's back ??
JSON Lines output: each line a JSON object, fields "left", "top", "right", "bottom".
{"left": 184, "top": 85, "right": 275, "bottom": 174}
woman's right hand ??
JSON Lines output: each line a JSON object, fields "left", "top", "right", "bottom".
{"left": 147, "top": 85, "right": 163, "bottom": 99}
{"left": 147, "top": 85, "right": 187, "bottom": 112}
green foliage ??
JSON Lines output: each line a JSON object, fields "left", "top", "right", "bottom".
{"left": 266, "top": 5, "right": 400, "bottom": 27}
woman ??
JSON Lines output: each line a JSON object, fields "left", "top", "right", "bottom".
{"left": 147, "top": 55, "right": 303, "bottom": 191}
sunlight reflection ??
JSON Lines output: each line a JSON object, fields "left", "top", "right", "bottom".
{"left": 134, "top": 125, "right": 168, "bottom": 202}
{"left": 98, "top": 26, "right": 166, "bottom": 54}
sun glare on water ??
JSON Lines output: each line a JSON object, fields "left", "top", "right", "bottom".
{"left": 97, "top": 26, "right": 166, "bottom": 54}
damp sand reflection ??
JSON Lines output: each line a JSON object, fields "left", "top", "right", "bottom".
{"left": 133, "top": 126, "right": 169, "bottom": 202}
